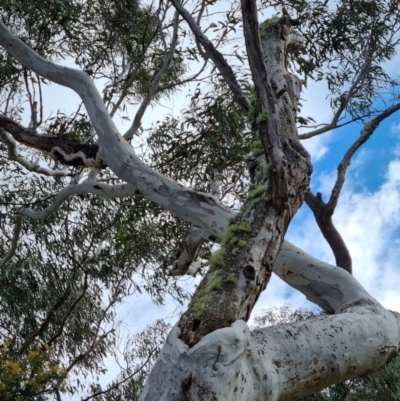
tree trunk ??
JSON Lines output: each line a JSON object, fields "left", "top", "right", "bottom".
{"left": 178, "top": 15, "right": 311, "bottom": 346}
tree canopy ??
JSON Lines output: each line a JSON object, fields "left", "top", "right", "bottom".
{"left": 0, "top": 0, "right": 400, "bottom": 400}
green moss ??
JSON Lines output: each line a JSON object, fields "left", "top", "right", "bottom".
{"left": 192, "top": 272, "right": 221, "bottom": 319}
{"left": 222, "top": 220, "right": 252, "bottom": 247}
{"left": 232, "top": 248, "right": 239, "bottom": 256}
{"left": 239, "top": 240, "right": 247, "bottom": 247}
{"left": 251, "top": 139, "right": 263, "bottom": 157}
{"left": 238, "top": 221, "right": 251, "bottom": 232}
{"left": 209, "top": 249, "right": 224, "bottom": 270}
{"left": 227, "top": 216, "right": 235, "bottom": 225}
{"left": 226, "top": 273, "right": 238, "bottom": 285}
{"left": 230, "top": 237, "right": 238, "bottom": 245}
{"left": 208, "top": 272, "right": 221, "bottom": 290}
{"left": 256, "top": 112, "right": 268, "bottom": 124}
{"left": 224, "top": 224, "right": 236, "bottom": 244}
{"left": 192, "top": 291, "right": 211, "bottom": 319}
{"left": 248, "top": 184, "right": 268, "bottom": 199}
{"left": 259, "top": 18, "right": 278, "bottom": 39}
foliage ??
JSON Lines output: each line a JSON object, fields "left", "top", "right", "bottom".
{"left": 0, "top": 342, "right": 67, "bottom": 400}
{"left": 262, "top": 0, "right": 400, "bottom": 120}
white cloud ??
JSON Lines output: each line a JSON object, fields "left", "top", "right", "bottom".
{"left": 298, "top": 80, "right": 334, "bottom": 162}
{"left": 390, "top": 121, "right": 400, "bottom": 135}
{"left": 282, "top": 153, "right": 400, "bottom": 313}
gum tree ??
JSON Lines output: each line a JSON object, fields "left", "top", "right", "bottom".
{"left": 0, "top": 0, "right": 400, "bottom": 400}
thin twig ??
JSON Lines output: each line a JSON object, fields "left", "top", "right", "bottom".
{"left": 81, "top": 350, "right": 155, "bottom": 401}
{"left": 124, "top": 11, "right": 180, "bottom": 140}
{"left": 300, "top": 39, "right": 373, "bottom": 140}
{"left": 328, "top": 102, "right": 400, "bottom": 210}
{"left": 46, "top": 272, "right": 89, "bottom": 346}
{"left": 18, "top": 285, "right": 72, "bottom": 355}
{"left": 169, "top": 0, "right": 249, "bottom": 114}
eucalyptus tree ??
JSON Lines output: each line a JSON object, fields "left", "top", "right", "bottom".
{"left": 1, "top": 0, "right": 400, "bottom": 400}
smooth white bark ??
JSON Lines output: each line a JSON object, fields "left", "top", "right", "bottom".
{"left": 140, "top": 242, "right": 400, "bottom": 401}
{"left": 19, "top": 181, "right": 141, "bottom": 220}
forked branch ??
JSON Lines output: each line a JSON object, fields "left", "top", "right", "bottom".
{"left": 306, "top": 101, "right": 400, "bottom": 273}
{"left": 299, "top": 57, "right": 371, "bottom": 140}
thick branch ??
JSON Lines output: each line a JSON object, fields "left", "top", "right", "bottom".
{"left": 305, "top": 103, "right": 400, "bottom": 273}
{"left": 0, "top": 128, "right": 71, "bottom": 176}
{"left": 140, "top": 242, "right": 400, "bottom": 401}
{"left": 0, "top": 115, "right": 104, "bottom": 169}
{"left": 0, "top": 21, "right": 232, "bottom": 239}
{"left": 305, "top": 191, "right": 352, "bottom": 273}
{"left": 274, "top": 241, "right": 364, "bottom": 313}
{"left": 175, "top": 16, "right": 311, "bottom": 346}
{"left": 242, "top": 10, "right": 287, "bottom": 204}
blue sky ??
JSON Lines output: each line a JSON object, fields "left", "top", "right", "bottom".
{"left": 272, "top": 75, "right": 400, "bottom": 316}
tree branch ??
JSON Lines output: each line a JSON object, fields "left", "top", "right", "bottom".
{"left": 241, "top": 9, "right": 288, "bottom": 205}
{"left": 46, "top": 272, "right": 89, "bottom": 347}
{"left": 81, "top": 351, "right": 155, "bottom": 401}
{"left": 305, "top": 102, "right": 400, "bottom": 273}
{"left": 0, "top": 214, "right": 22, "bottom": 268}
{"left": 328, "top": 102, "right": 400, "bottom": 211}
{"left": 19, "top": 181, "right": 141, "bottom": 221}
{"left": 169, "top": 0, "right": 250, "bottom": 114}
{"left": 66, "top": 328, "right": 114, "bottom": 373}
{"left": 18, "top": 285, "right": 72, "bottom": 355}
{"left": 0, "top": 128, "right": 71, "bottom": 176}
{"left": 299, "top": 57, "right": 371, "bottom": 140}
{"left": 140, "top": 243, "right": 400, "bottom": 400}
{"left": 0, "top": 115, "right": 104, "bottom": 169}
{"left": 170, "top": 225, "right": 210, "bottom": 276}
{"left": 274, "top": 241, "right": 366, "bottom": 313}
{"left": 0, "top": 20, "right": 233, "bottom": 239}
{"left": 305, "top": 191, "right": 352, "bottom": 273}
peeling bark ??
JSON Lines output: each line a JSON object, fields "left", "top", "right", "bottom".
{"left": 0, "top": 114, "right": 104, "bottom": 168}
